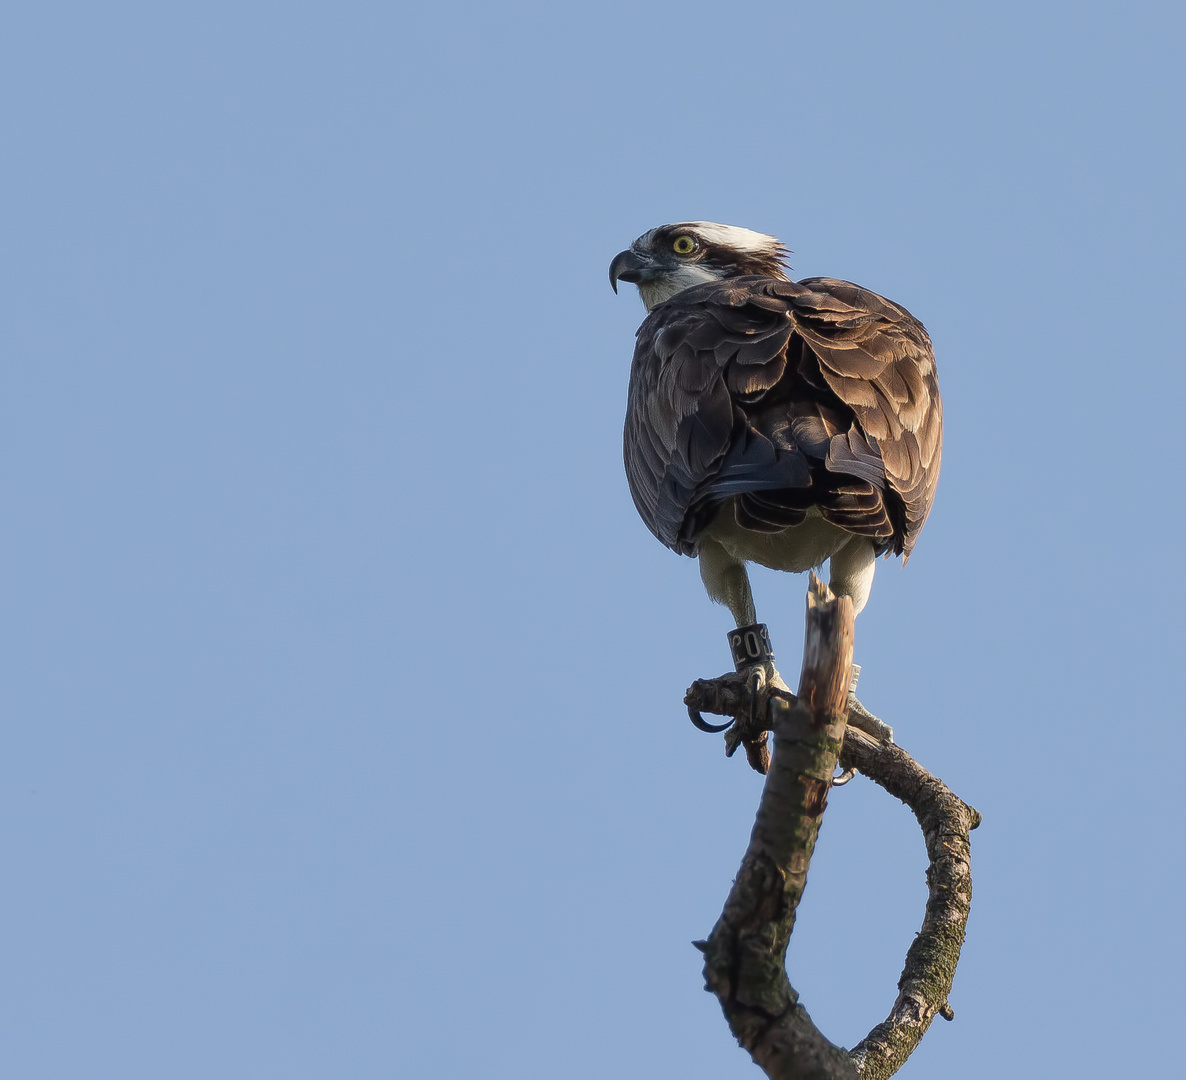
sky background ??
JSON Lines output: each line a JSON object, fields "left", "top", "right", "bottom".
{"left": 3, "top": 2, "right": 1184, "bottom": 1077}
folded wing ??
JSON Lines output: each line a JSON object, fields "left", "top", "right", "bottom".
{"left": 623, "top": 276, "right": 942, "bottom": 559}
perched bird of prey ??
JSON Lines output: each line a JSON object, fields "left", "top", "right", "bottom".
{"left": 610, "top": 222, "right": 941, "bottom": 701}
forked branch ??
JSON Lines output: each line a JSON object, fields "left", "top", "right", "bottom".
{"left": 685, "top": 579, "right": 979, "bottom": 1079}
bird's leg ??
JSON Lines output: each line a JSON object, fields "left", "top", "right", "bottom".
{"left": 698, "top": 539, "right": 756, "bottom": 626}
{"left": 831, "top": 668, "right": 891, "bottom": 784}
{"left": 698, "top": 541, "right": 789, "bottom": 690}
{"left": 692, "top": 542, "right": 787, "bottom": 770}
{"left": 846, "top": 664, "right": 894, "bottom": 744}
{"left": 824, "top": 539, "right": 894, "bottom": 745}
{"left": 827, "top": 537, "right": 876, "bottom": 618}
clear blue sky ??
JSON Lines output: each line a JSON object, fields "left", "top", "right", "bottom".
{"left": 3, "top": 2, "right": 1183, "bottom": 1077}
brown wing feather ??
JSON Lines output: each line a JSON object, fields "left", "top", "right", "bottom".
{"left": 623, "top": 276, "right": 942, "bottom": 559}
{"left": 793, "top": 277, "right": 942, "bottom": 558}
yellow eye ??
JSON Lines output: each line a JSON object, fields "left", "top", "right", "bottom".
{"left": 672, "top": 235, "right": 696, "bottom": 255}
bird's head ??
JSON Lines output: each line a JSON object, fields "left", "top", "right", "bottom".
{"left": 609, "top": 222, "right": 789, "bottom": 310}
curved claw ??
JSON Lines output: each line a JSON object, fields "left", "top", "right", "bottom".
{"left": 687, "top": 704, "right": 733, "bottom": 733}
{"left": 832, "top": 766, "right": 857, "bottom": 787}
{"left": 747, "top": 668, "right": 765, "bottom": 730}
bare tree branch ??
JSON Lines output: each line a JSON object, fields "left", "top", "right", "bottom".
{"left": 684, "top": 579, "right": 979, "bottom": 1078}
{"left": 838, "top": 729, "right": 980, "bottom": 1079}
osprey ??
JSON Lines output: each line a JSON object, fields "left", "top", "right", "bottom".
{"left": 610, "top": 222, "right": 941, "bottom": 693}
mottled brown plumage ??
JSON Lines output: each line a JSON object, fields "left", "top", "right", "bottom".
{"left": 623, "top": 274, "right": 942, "bottom": 563}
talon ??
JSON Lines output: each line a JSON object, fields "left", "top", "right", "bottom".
{"left": 832, "top": 766, "right": 856, "bottom": 786}
{"left": 746, "top": 667, "right": 766, "bottom": 731}
{"left": 687, "top": 704, "right": 733, "bottom": 733}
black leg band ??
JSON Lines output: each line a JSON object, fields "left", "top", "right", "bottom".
{"left": 728, "top": 623, "right": 775, "bottom": 670}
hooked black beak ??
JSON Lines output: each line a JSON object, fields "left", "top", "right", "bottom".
{"left": 609, "top": 249, "right": 649, "bottom": 293}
